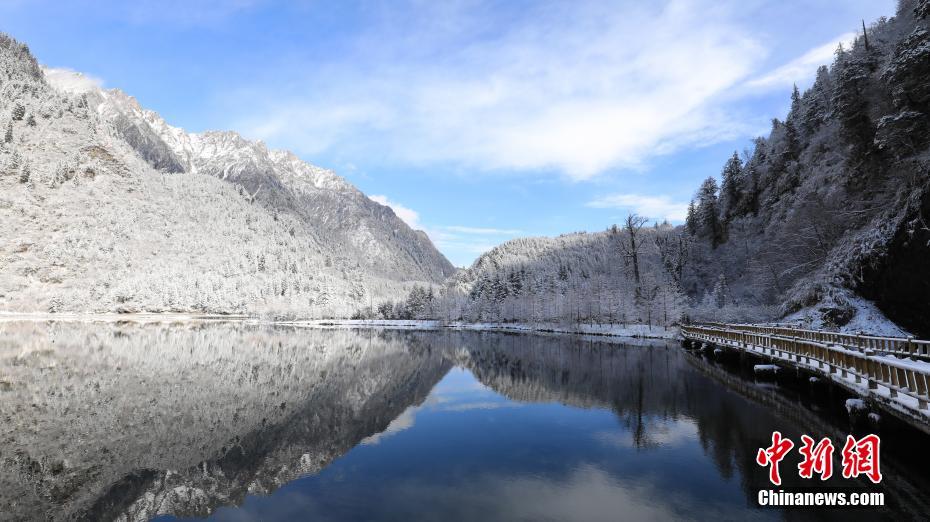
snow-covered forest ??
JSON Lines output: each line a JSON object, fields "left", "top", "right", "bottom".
{"left": 363, "top": 219, "right": 765, "bottom": 327}
{"left": 375, "top": 0, "right": 930, "bottom": 335}
{"left": 682, "top": 0, "right": 930, "bottom": 336}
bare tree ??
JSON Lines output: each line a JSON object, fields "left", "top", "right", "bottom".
{"left": 620, "top": 214, "right": 649, "bottom": 298}
{"left": 654, "top": 228, "right": 690, "bottom": 287}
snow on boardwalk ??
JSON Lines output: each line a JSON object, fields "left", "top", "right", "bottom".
{"left": 682, "top": 324, "right": 930, "bottom": 434}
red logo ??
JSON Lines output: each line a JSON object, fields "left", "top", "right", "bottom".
{"left": 756, "top": 433, "right": 881, "bottom": 485}
{"left": 841, "top": 434, "right": 882, "bottom": 484}
{"left": 798, "top": 435, "right": 834, "bottom": 480}
{"left": 756, "top": 431, "right": 794, "bottom": 486}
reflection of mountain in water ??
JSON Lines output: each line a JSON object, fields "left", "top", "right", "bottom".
{"left": 3, "top": 325, "right": 930, "bottom": 521}
{"left": 0, "top": 323, "right": 450, "bottom": 521}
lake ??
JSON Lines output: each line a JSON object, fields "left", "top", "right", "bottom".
{"left": 1, "top": 321, "right": 928, "bottom": 521}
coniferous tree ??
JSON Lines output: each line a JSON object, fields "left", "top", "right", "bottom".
{"left": 832, "top": 43, "right": 877, "bottom": 165}
{"left": 685, "top": 200, "right": 698, "bottom": 235}
{"left": 696, "top": 177, "right": 721, "bottom": 247}
{"left": 719, "top": 151, "right": 743, "bottom": 223}
{"left": 789, "top": 84, "right": 802, "bottom": 119}
{"left": 915, "top": 0, "right": 930, "bottom": 19}
{"left": 4, "top": 121, "right": 11, "bottom": 143}
{"left": 802, "top": 66, "right": 833, "bottom": 136}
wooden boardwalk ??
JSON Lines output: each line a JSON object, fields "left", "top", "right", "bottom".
{"left": 681, "top": 323, "right": 930, "bottom": 434}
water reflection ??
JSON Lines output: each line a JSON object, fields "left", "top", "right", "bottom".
{"left": 0, "top": 323, "right": 449, "bottom": 521}
{"left": 0, "top": 323, "right": 927, "bottom": 521}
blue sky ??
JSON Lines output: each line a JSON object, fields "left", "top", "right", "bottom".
{"left": 1, "top": 0, "right": 896, "bottom": 266}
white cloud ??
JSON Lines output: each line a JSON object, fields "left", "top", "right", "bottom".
{"left": 42, "top": 67, "right": 104, "bottom": 94}
{"left": 236, "top": 0, "right": 765, "bottom": 180}
{"left": 586, "top": 193, "right": 688, "bottom": 222}
{"left": 365, "top": 196, "right": 512, "bottom": 265}
{"left": 361, "top": 406, "right": 417, "bottom": 445}
{"left": 745, "top": 32, "right": 857, "bottom": 90}
{"left": 369, "top": 194, "right": 423, "bottom": 231}
{"left": 386, "top": 464, "right": 751, "bottom": 521}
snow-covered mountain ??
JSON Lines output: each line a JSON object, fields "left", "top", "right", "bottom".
{"left": 0, "top": 34, "right": 452, "bottom": 316}
{"left": 72, "top": 69, "right": 454, "bottom": 284}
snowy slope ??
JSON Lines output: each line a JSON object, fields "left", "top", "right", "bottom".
{"left": 0, "top": 33, "right": 449, "bottom": 316}
{"left": 62, "top": 77, "right": 455, "bottom": 283}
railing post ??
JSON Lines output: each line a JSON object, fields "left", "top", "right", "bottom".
{"left": 864, "top": 351, "right": 878, "bottom": 390}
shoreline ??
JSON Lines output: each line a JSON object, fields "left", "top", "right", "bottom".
{"left": 0, "top": 313, "right": 678, "bottom": 340}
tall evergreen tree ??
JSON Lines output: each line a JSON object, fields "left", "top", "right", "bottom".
{"left": 719, "top": 151, "right": 743, "bottom": 223}
{"left": 802, "top": 66, "right": 833, "bottom": 135}
{"left": 685, "top": 200, "right": 698, "bottom": 235}
{"left": 789, "top": 84, "right": 801, "bottom": 119}
{"left": 832, "top": 43, "right": 877, "bottom": 165}
{"left": 696, "top": 177, "right": 722, "bottom": 247}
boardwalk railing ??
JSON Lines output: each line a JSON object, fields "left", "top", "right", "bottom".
{"left": 699, "top": 322, "right": 930, "bottom": 360}
{"left": 681, "top": 324, "right": 930, "bottom": 416}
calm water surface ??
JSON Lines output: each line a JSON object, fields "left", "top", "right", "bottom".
{"left": 1, "top": 322, "right": 928, "bottom": 521}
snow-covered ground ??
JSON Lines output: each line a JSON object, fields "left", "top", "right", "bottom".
{"left": 780, "top": 294, "right": 912, "bottom": 337}
{"left": 288, "top": 319, "right": 679, "bottom": 340}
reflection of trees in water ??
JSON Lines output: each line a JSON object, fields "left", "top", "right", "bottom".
{"left": 0, "top": 323, "right": 450, "bottom": 521}
{"left": 684, "top": 352, "right": 930, "bottom": 519}
{"left": 452, "top": 331, "right": 930, "bottom": 518}
{"left": 451, "top": 332, "right": 698, "bottom": 450}
{"left": 454, "top": 331, "right": 754, "bottom": 464}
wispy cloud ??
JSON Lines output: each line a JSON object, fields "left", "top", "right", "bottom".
{"left": 43, "top": 67, "right": 104, "bottom": 94}
{"left": 361, "top": 406, "right": 417, "bottom": 445}
{"left": 369, "top": 194, "right": 423, "bottom": 231}
{"left": 586, "top": 193, "right": 688, "bottom": 222}
{"left": 236, "top": 0, "right": 765, "bottom": 180}
{"left": 367, "top": 195, "right": 509, "bottom": 265}
{"left": 745, "top": 32, "right": 857, "bottom": 90}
